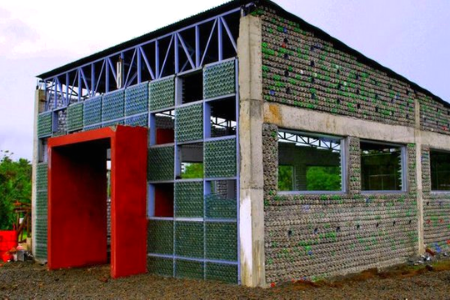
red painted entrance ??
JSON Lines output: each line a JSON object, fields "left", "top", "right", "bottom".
{"left": 47, "top": 126, "right": 147, "bottom": 278}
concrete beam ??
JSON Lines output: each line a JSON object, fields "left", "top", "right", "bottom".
{"left": 264, "top": 102, "right": 450, "bottom": 148}
{"left": 237, "top": 15, "right": 266, "bottom": 287}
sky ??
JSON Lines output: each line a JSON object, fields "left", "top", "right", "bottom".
{"left": 0, "top": 0, "right": 449, "bottom": 161}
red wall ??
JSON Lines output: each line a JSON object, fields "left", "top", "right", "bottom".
{"left": 48, "top": 126, "right": 147, "bottom": 278}
{"left": 110, "top": 127, "right": 148, "bottom": 277}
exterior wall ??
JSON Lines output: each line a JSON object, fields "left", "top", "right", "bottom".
{"left": 257, "top": 7, "right": 417, "bottom": 129}
{"left": 421, "top": 146, "right": 450, "bottom": 252}
{"left": 263, "top": 121, "right": 418, "bottom": 283}
{"left": 255, "top": 5, "right": 450, "bottom": 284}
{"left": 419, "top": 92, "right": 450, "bottom": 134}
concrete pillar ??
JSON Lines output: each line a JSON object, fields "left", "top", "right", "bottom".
{"left": 414, "top": 98, "right": 425, "bottom": 254}
{"left": 116, "top": 57, "right": 124, "bottom": 89}
{"left": 32, "top": 87, "right": 45, "bottom": 258}
{"left": 237, "top": 15, "right": 266, "bottom": 287}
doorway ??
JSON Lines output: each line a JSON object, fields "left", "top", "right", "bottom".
{"left": 47, "top": 126, "right": 148, "bottom": 278}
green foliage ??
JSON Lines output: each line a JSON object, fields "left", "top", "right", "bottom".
{"left": 278, "top": 165, "right": 293, "bottom": 191}
{"left": 0, "top": 150, "right": 32, "bottom": 230}
{"left": 306, "top": 166, "right": 341, "bottom": 191}
{"left": 182, "top": 163, "right": 203, "bottom": 179}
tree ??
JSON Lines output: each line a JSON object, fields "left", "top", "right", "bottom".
{"left": 278, "top": 165, "right": 293, "bottom": 191}
{"left": 0, "top": 150, "right": 32, "bottom": 230}
{"left": 306, "top": 166, "right": 341, "bottom": 191}
{"left": 182, "top": 162, "right": 203, "bottom": 179}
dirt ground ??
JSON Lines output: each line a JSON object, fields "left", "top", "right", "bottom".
{"left": 2, "top": 259, "right": 450, "bottom": 300}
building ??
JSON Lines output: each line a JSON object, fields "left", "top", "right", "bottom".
{"left": 32, "top": 0, "right": 450, "bottom": 287}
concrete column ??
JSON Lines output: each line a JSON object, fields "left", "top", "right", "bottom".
{"left": 414, "top": 98, "right": 425, "bottom": 254}
{"left": 116, "top": 57, "right": 124, "bottom": 89}
{"left": 32, "top": 87, "right": 45, "bottom": 258}
{"left": 237, "top": 15, "right": 266, "bottom": 287}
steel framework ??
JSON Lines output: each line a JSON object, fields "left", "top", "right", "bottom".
{"left": 40, "top": 7, "right": 245, "bottom": 112}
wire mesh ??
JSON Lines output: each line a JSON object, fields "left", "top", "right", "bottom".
{"left": 204, "top": 138, "right": 236, "bottom": 178}
{"left": 205, "top": 263, "right": 238, "bottom": 284}
{"left": 175, "top": 221, "right": 204, "bottom": 258}
{"left": 205, "top": 222, "right": 237, "bottom": 261}
{"left": 37, "top": 112, "right": 52, "bottom": 138}
{"left": 148, "top": 220, "right": 174, "bottom": 255}
{"left": 83, "top": 96, "right": 102, "bottom": 127}
{"left": 203, "top": 60, "right": 236, "bottom": 99}
{"left": 125, "top": 82, "right": 149, "bottom": 116}
{"left": 36, "top": 163, "right": 48, "bottom": 191}
{"left": 175, "top": 259, "right": 204, "bottom": 279}
{"left": 102, "top": 119, "right": 125, "bottom": 127}
{"left": 125, "top": 114, "right": 148, "bottom": 127}
{"left": 102, "top": 89, "right": 125, "bottom": 122}
{"left": 175, "top": 182, "right": 204, "bottom": 218}
{"left": 147, "top": 256, "right": 174, "bottom": 277}
{"left": 148, "top": 146, "right": 174, "bottom": 181}
{"left": 149, "top": 77, "right": 175, "bottom": 111}
{"left": 67, "top": 102, "right": 84, "bottom": 132}
{"left": 175, "top": 104, "right": 203, "bottom": 142}
{"left": 205, "top": 194, "right": 237, "bottom": 219}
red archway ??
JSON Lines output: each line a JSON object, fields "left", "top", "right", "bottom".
{"left": 47, "top": 126, "right": 147, "bottom": 278}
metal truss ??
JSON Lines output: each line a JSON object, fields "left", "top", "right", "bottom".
{"left": 278, "top": 131, "right": 341, "bottom": 151}
{"left": 211, "top": 116, "right": 236, "bottom": 131}
{"left": 41, "top": 6, "right": 247, "bottom": 112}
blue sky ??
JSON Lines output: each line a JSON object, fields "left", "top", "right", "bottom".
{"left": 0, "top": 0, "right": 449, "bottom": 160}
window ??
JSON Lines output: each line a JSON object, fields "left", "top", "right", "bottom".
{"left": 278, "top": 130, "right": 344, "bottom": 192}
{"left": 360, "top": 141, "right": 405, "bottom": 191}
{"left": 278, "top": 165, "right": 294, "bottom": 191}
{"left": 177, "top": 143, "right": 204, "bottom": 179}
{"left": 149, "top": 183, "right": 174, "bottom": 217}
{"left": 177, "top": 71, "right": 203, "bottom": 104}
{"left": 206, "top": 97, "right": 236, "bottom": 138}
{"left": 150, "top": 110, "right": 175, "bottom": 145}
{"left": 38, "top": 139, "right": 48, "bottom": 163}
{"left": 430, "top": 150, "right": 450, "bottom": 191}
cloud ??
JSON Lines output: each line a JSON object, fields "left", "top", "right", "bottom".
{"left": 0, "top": 7, "right": 10, "bottom": 18}
{"left": 0, "top": 13, "right": 40, "bottom": 58}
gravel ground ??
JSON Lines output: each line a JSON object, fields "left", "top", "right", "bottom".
{"left": 1, "top": 260, "right": 450, "bottom": 299}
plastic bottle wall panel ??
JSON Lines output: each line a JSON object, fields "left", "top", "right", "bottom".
{"left": 102, "top": 90, "right": 125, "bottom": 122}
{"left": 67, "top": 102, "right": 84, "bottom": 132}
{"left": 37, "top": 112, "right": 52, "bottom": 138}
{"left": 149, "top": 77, "right": 175, "bottom": 111}
{"left": 203, "top": 60, "right": 236, "bottom": 99}
{"left": 125, "top": 82, "right": 149, "bottom": 116}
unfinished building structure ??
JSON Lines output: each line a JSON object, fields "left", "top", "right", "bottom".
{"left": 32, "top": 0, "right": 450, "bottom": 287}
